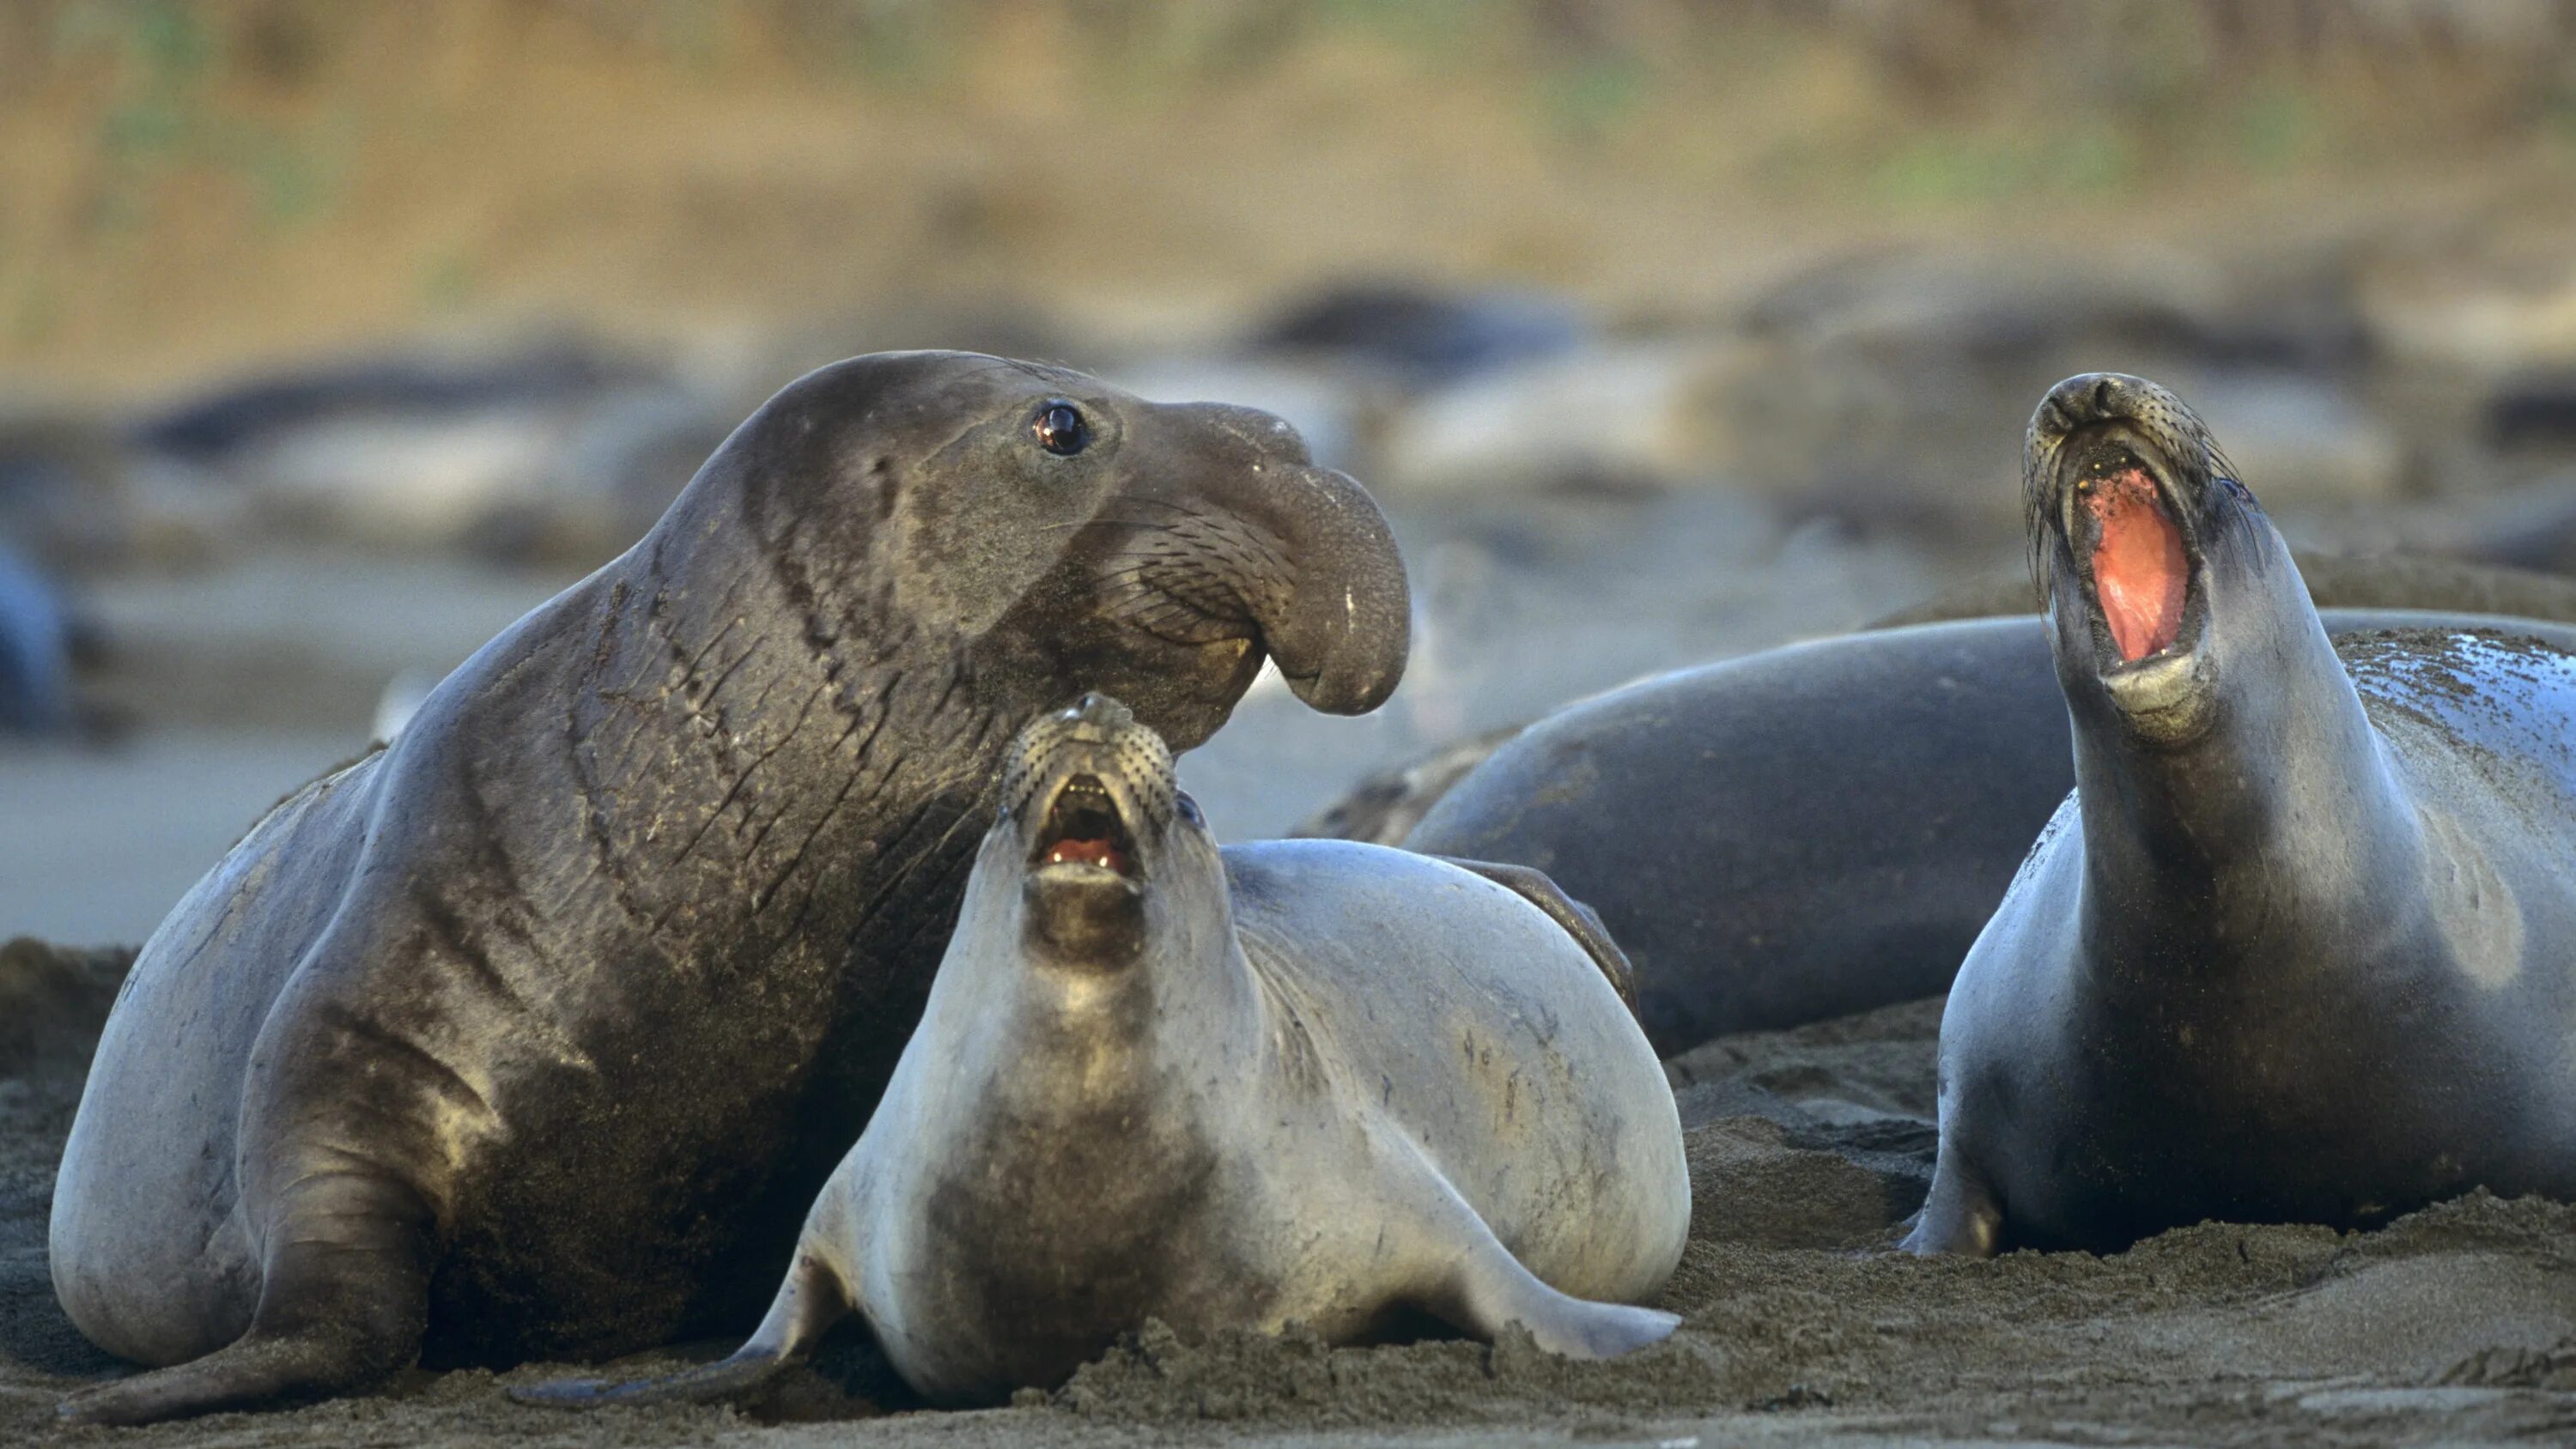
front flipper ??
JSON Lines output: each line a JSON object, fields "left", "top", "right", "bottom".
{"left": 1431, "top": 1219, "right": 1679, "bottom": 1358}
{"left": 1900, "top": 1145, "right": 2003, "bottom": 1257}
{"left": 58, "top": 1173, "right": 434, "bottom": 1426}
{"left": 1393, "top": 1170, "right": 1678, "bottom": 1360}
{"left": 512, "top": 1247, "right": 851, "bottom": 1411}
{"left": 1433, "top": 857, "right": 1640, "bottom": 1016}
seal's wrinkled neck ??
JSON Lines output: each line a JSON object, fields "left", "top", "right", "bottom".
{"left": 564, "top": 478, "right": 1015, "bottom": 961}
{"left": 2022, "top": 373, "right": 2421, "bottom": 960}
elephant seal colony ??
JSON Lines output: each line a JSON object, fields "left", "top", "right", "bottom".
{"left": 517, "top": 694, "right": 1686, "bottom": 1410}
{"left": 1906, "top": 373, "right": 2576, "bottom": 1255}
{"left": 46, "top": 352, "right": 1412, "bottom": 1424}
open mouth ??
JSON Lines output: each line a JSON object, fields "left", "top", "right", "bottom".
{"left": 2069, "top": 443, "right": 2199, "bottom": 668}
{"left": 1030, "top": 773, "right": 1139, "bottom": 878}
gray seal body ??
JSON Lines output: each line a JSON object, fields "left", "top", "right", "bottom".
{"left": 49, "top": 353, "right": 1413, "bottom": 1423}
{"left": 1906, "top": 373, "right": 2576, "bottom": 1255}
{"left": 1402, "top": 602, "right": 2576, "bottom": 1054}
{"left": 518, "top": 695, "right": 1688, "bottom": 1409}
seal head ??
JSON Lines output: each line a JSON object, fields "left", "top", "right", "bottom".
{"left": 1002, "top": 693, "right": 1194, "bottom": 966}
{"left": 683, "top": 352, "right": 1411, "bottom": 747}
{"left": 2025, "top": 372, "right": 2253, "bottom": 748}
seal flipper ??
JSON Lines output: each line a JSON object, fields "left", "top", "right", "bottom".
{"left": 1393, "top": 1169, "right": 1678, "bottom": 1360}
{"left": 511, "top": 1247, "right": 851, "bottom": 1411}
{"left": 58, "top": 1173, "right": 434, "bottom": 1426}
{"left": 1426, "top": 1221, "right": 1680, "bottom": 1359}
{"left": 1900, "top": 1148, "right": 2002, "bottom": 1257}
{"left": 1432, "top": 858, "right": 1640, "bottom": 1016}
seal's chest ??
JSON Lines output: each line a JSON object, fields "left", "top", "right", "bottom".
{"left": 891, "top": 1125, "right": 1274, "bottom": 1393}
{"left": 2023, "top": 1010, "right": 2484, "bottom": 1239}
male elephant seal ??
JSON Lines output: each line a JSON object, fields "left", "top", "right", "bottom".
{"left": 516, "top": 694, "right": 1689, "bottom": 1410}
{"left": 50, "top": 353, "right": 1411, "bottom": 1424}
{"left": 1905, "top": 373, "right": 2576, "bottom": 1256}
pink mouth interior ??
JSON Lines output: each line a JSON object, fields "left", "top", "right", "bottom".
{"left": 1042, "top": 836, "right": 1129, "bottom": 873}
{"left": 2088, "top": 467, "right": 2188, "bottom": 663}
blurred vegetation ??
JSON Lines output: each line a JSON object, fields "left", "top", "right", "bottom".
{"left": 2, "top": 0, "right": 2573, "bottom": 389}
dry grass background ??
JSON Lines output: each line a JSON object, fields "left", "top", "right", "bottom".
{"left": 6, "top": 0, "right": 2576, "bottom": 396}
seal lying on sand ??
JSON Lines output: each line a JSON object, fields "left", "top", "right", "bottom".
{"left": 1906, "top": 373, "right": 2576, "bottom": 1256}
{"left": 1377, "top": 603, "right": 2576, "bottom": 1054}
{"left": 49, "top": 353, "right": 1412, "bottom": 1424}
{"left": 516, "top": 695, "right": 1688, "bottom": 1410}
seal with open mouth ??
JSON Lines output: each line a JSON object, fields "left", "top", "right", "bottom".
{"left": 514, "top": 694, "right": 1688, "bottom": 1410}
{"left": 47, "top": 353, "right": 1412, "bottom": 1423}
{"left": 1368, "top": 558, "right": 2576, "bottom": 1052}
{"left": 1904, "top": 372, "right": 2576, "bottom": 1255}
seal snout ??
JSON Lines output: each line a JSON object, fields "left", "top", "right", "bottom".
{"left": 1003, "top": 694, "right": 1181, "bottom": 887}
{"left": 2028, "top": 374, "right": 2213, "bottom": 676}
{"left": 1002, "top": 694, "right": 1188, "bottom": 966}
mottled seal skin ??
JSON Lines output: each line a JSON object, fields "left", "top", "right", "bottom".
{"left": 513, "top": 695, "right": 1688, "bottom": 1410}
{"left": 1905, "top": 373, "right": 2576, "bottom": 1256}
{"left": 1399, "top": 606, "right": 2576, "bottom": 1054}
{"left": 49, "top": 353, "right": 1412, "bottom": 1424}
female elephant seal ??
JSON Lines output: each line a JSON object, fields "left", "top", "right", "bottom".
{"left": 50, "top": 352, "right": 1411, "bottom": 1424}
{"left": 1381, "top": 600, "right": 2576, "bottom": 1053}
{"left": 1360, "top": 594, "right": 2566, "bottom": 1050}
{"left": 517, "top": 695, "right": 1688, "bottom": 1410}
{"left": 1906, "top": 373, "right": 2576, "bottom": 1256}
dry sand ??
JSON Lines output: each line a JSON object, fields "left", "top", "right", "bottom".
{"left": 4, "top": 943, "right": 2570, "bottom": 1447}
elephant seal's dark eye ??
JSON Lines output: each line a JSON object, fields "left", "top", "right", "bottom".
{"left": 1033, "top": 403, "right": 1089, "bottom": 456}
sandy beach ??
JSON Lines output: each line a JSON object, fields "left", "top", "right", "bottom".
{"left": 5, "top": 946, "right": 2571, "bottom": 1446}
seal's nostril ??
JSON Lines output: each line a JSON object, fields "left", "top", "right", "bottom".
{"left": 2093, "top": 378, "right": 2117, "bottom": 416}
